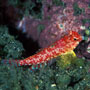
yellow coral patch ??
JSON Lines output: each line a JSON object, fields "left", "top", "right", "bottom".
{"left": 57, "top": 50, "right": 77, "bottom": 68}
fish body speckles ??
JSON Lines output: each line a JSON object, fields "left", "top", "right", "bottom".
{"left": 18, "top": 30, "right": 82, "bottom": 66}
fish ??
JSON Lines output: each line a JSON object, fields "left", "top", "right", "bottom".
{"left": 1, "top": 30, "right": 82, "bottom": 70}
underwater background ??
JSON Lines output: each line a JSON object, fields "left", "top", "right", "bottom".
{"left": 0, "top": 0, "right": 90, "bottom": 90}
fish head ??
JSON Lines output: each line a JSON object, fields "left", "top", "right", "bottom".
{"left": 67, "top": 30, "right": 82, "bottom": 49}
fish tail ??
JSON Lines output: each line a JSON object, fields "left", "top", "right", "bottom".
{"left": 1, "top": 59, "right": 21, "bottom": 67}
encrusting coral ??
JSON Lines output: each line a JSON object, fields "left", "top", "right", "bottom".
{"left": 16, "top": 0, "right": 90, "bottom": 48}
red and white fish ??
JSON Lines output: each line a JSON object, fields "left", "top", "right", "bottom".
{"left": 1, "top": 30, "right": 82, "bottom": 70}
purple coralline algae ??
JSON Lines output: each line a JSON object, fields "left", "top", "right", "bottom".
{"left": 17, "top": 0, "right": 90, "bottom": 48}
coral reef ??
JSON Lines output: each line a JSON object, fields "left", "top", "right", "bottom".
{"left": 1, "top": 0, "right": 90, "bottom": 47}
{"left": 0, "top": 26, "right": 24, "bottom": 59}
{"left": 0, "top": 0, "right": 90, "bottom": 90}
{"left": 16, "top": 0, "right": 90, "bottom": 48}
{"left": 0, "top": 25, "right": 90, "bottom": 90}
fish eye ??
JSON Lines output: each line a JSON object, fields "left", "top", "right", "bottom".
{"left": 74, "top": 38, "right": 77, "bottom": 41}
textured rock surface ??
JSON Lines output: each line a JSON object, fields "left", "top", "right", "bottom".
{"left": 17, "top": 0, "right": 90, "bottom": 48}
